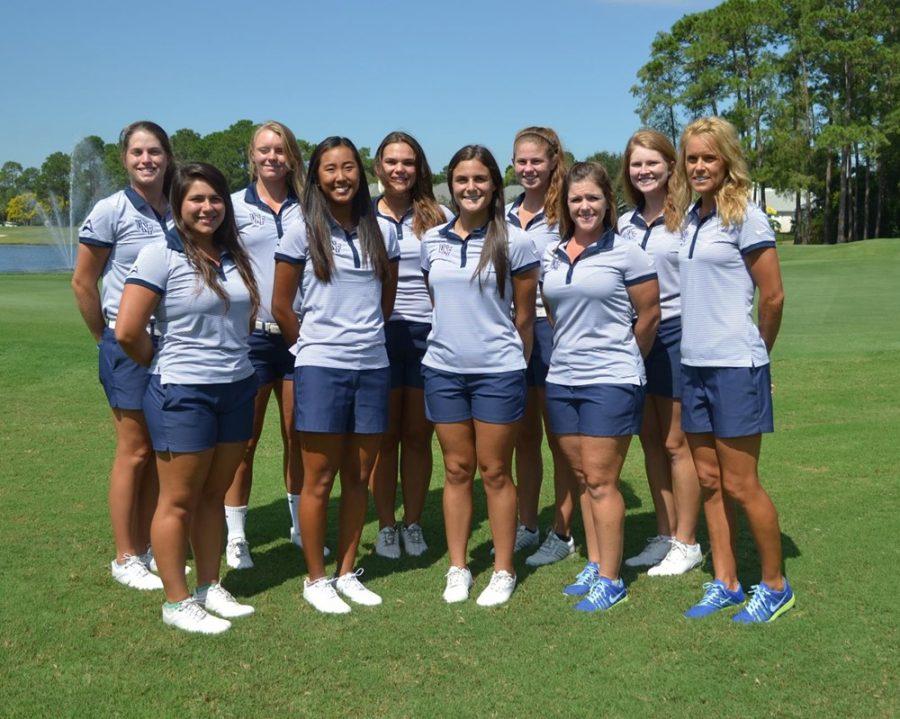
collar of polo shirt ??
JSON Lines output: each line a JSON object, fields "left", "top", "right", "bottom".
{"left": 553, "top": 227, "right": 616, "bottom": 264}
{"left": 326, "top": 214, "right": 359, "bottom": 238}
{"left": 688, "top": 198, "right": 717, "bottom": 220}
{"left": 373, "top": 195, "right": 414, "bottom": 225}
{"left": 629, "top": 204, "right": 666, "bottom": 230}
{"left": 437, "top": 217, "right": 488, "bottom": 242}
{"left": 243, "top": 183, "right": 298, "bottom": 211}
{"left": 506, "top": 193, "right": 545, "bottom": 229}
{"left": 164, "top": 228, "right": 231, "bottom": 261}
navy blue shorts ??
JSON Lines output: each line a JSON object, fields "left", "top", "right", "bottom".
{"left": 680, "top": 364, "right": 774, "bottom": 438}
{"left": 545, "top": 382, "right": 645, "bottom": 437}
{"left": 98, "top": 327, "right": 153, "bottom": 411}
{"left": 422, "top": 366, "right": 526, "bottom": 424}
{"left": 248, "top": 329, "right": 295, "bottom": 385}
{"left": 294, "top": 365, "right": 390, "bottom": 434}
{"left": 644, "top": 317, "right": 682, "bottom": 399}
{"left": 143, "top": 373, "right": 258, "bottom": 452}
{"left": 525, "top": 318, "right": 553, "bottom": 388}
{"left": 385, "top": 320, "right": 430, "bottom": 390}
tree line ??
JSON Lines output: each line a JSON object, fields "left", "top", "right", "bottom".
{"left": 632, "top": 0, "right": 898, "bottom": 243}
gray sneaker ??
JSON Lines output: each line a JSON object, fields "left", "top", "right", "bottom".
{"left": 374, "top": 525, "right": 401, "bottom": 559}
{"left": 400, "top": 523, "right": 428, "bottom": 557}
{"left": 525, "top": 530, "right": 576, "bottom": 567}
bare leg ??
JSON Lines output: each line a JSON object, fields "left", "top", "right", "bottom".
{"left": 657, "top": 399, "right": 700, "bottom": 545}
{"left": 152, "top": 449, "right": 214, "bottom": 602}
{"left": 336, "top": 434, "right": 381, "bottom": 576}
{"left": 371, "top": 389, "right": 403, "bottom": 529}
{"left": 474, "top": 419, "right": 519, "bottom": 574}
{"left": 399, "top": 388, "right": 433, "bottom": 526}
{"left": 514, "top": 388, "right": 543, "bottom": 531}
{"left": 274, "top": 378, "right": 303, "bottom": 495}
{"left": 109, "top": 408, "right": 154, "bottom": 561}
{"left": 638, "top": 395, "right": 676, "bottom": 537}
{"left": 687, "top": 433, "right": 739, "bottom": 590}
{"left": 556, "top": 434, "right": 602, "bottom": 565}
{"left": 224, "top": 383, "right": 273, "bottom": 507}
{"left": 434, "top": 421, "right": 476, "bottom": 569}
{"left": 298, "top": 432, "right": 342, "bottom": 581}
{"left": 716, "top": 435, "right": 784, "bottom": 589}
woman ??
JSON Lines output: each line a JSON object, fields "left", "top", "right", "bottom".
{"left": 618, "top": 130, "right": 702, "bottom": 576}
{"left": 672, "top": 117, "right": 794, "bottom": 622}
{"left": 420, "top": 145, "right": 539, "bottom": 607}
{"left": 272, "top": 137, "right": 399, "bottom": 614}
{"left": 370, "top": 131, "right": 451, "bottom": 559}
{"left": 505, "top": 127, "right": 579, "bottom": 569}
{"left": 541, "top": 162, "right": 660, "bottom": 611}
{"left": 223, "top": 121, "right": 315, "bottom": 570}
{"left": 117, "top": 162, "right": 260, "bottom": 634}
{"left": 72, "top": 120, "right": 174, "bottom": 591}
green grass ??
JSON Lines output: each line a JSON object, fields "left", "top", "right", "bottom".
{"left": 0, "top": 225, "right": 58, "bottom": 244}
{"left": 1, "top": 240, "right": 898, "bottom": 718}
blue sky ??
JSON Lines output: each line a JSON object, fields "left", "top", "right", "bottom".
{"left": 1, "top": 0, "right": 721, "bottom": 171}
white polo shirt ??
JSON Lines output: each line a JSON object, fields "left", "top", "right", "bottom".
{"left": 420, "top": 220, "right": 540, "bottom": 374}
{"left": 124, "top": 230, "right": 255, "bottom": 385}
{"left": 274, "top": 216, "right": 400, "bottom": 370}
{"left": 374, "top": 198, "right": 453, "bottom": 324}
{"left": 79, "top": 187, "right": 173, "bottom": 322}
{"left": 506, "top": 193, "right": 560, "bottom": 319}
{"left": 541, "top": 230, "right": 657, "bottom": 386}
{"left": 232, "top": 184, "right": 303, "bottom": 323}
{"left": 618, "top": 208, "right": 681, "bottom": 323}
{"left": 679, "top": 201, "right": 777, "bottom": 367}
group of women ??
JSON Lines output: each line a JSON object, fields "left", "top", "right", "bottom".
{"left": 72, "top": 115, "right": 795, "bottom": 634}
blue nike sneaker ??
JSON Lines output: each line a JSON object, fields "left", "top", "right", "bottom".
{"left": 563, "top": 562, "right": 600, "bottom": 597}
{"left": 683, "top": 580, "right": 745, "bottom": 619}
{"left": 574, "top": 576, "right": 628, "bottom": 612}
{"left": 732, "top": 579, "right": 795, "bottom": 623}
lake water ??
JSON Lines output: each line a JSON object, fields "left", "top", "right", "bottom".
{"left": 0, "top": 245, "right": 71, "bottom": 273}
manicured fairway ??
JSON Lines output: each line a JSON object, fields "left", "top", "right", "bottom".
{"left": 1, "top": 240, "right": 898, "bottom": 718}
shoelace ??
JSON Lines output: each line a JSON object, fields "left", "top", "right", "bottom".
{"left": 586, "top": 579, "right": 622, "bottom": 607}
{"left": 380, "top": 528, "right": 397, "bottom": 545}
{"left": 487, "top": 572, "right": 515, "bottom": 591}
{"left": 445, "top": 568, "right": 469, "bottom": 588}
{"left": 573, "top": 565, "right": 599, "bottom": 585}
{"left": 122, "top": 554, "right": 151, "bottom": 576}
{"left": 405, "top": 525, "right": 424, "bottom": 544}
{"left": 209, "top": 584, "right": 238, "bottom": 603}
{"left": 341, "top": 568, "right": 367, "bottom": 590}
{"left": 742, "top": 584, "right": 775, "bottom": 621}
{"left": 697, "top": 582, "right": 734, "bottom": 607}
{"left": 178, "top": 598, "right": 209, "bottom": 621}
{"left": 229, "top": 539, "right": 249, "bottom": 557}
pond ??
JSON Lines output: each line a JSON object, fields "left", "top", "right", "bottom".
{"left": 0, "top": 245, "right": 71, "bottom": 273}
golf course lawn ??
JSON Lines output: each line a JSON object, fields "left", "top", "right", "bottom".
{"left": 1, "top": 239, "right": 897, "bottom": 718}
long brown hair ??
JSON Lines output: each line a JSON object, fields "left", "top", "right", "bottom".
{"left": 248, "top": 120, "right": 306, "bottom": 199}
{"left": 621, "top": 129, "right": 680, "bottom": 232}
{"left": 670, "top": 117, "right": 751, "bottom": 227}
{"left": 557, "top": 162, "right": 618, "bottom": 240}
{"left": 119, "top": 120, "right": 175, "bottom": 197}
{"left": 513, "top": 126, "right": 567, "bottom": 227}
{"left": 303, "top": 137, "right": 389, "bottom": 283}
{"left": 170, "top": 163, "right": 260, "bottom": 318}
{"left": 447, "top": 145, "right": 510, "bottom": 298}
{"left": 374, "top": 131, "right": 446, "bottom": 237}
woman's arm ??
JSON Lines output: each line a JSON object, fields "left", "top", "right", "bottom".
{"left": 512, "top": 268, "right": 538, "bottom": 363}
{"left": 272, "top": 261, "right": 302, "bottom": 348}
{"left": 115, "top": 284, "right": 159, "bottom": 367}
{"left": 746, "top": 247, "right": 785, "bottom": 353}
{"left": 627, "top": 278, "right": 661, "bottom": 358}
{"left": 71, "top": 243, "right": 111, "bottom": 342}
{"left": 381, "top": 261, "right": 399, "bottom": 322}
{"left": 540, "top": 284, "right": 554, "bottom": 328}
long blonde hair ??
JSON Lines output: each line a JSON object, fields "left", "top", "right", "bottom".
{"left": 513, "top": 126, "right": 567, "bottom": 227}
{"left": 671, "top": 117, "right": 751, "bottom": 227}
{"left": 622, "top": 129, "right": 680, "bottom": 233}
{"left": 248, "top": 121, "right": 306, "bottom": 200}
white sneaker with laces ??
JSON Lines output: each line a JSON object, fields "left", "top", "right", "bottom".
{"left": 443, "top": 566, "right": 474, "bottom": 603}
{"left": 525, "top": 530, "right": 576, "bottom": 567}
{"left": 196, "top": 582, "right": 255, "bottom": 618}
{"left": 335, "top": 569, "right": 382, "bottom": 606}
{"left": 400, "top": 523, "right": 428, "bottom": 556}
{"left": 139, "top": 547, "right": 191, "bottom": 575}
{"left": 162, "top": 597, "right": 231, "bottom": 634}
{"left": 374, "top": 525, "right": 401, "bottom": 559}
{"left": 111, "top": 555, "right": 163, "bottom": 591}
{"left": 624, "top": 535, "right": 672, "bottom": 568}
{"left": 476, "top": 570, "right": 517, "bottom": 607}
{"left": 225, "top": 537, "right": 254, "bottom": 570}
{"left": 303, "top": 577, "right": 351, "bottom": 614}
{"left": 290, "top": 528, "right": 331, "bottom": 557}
{"left": 647, "top": 540, "right": 703, "bottom": 576}
{"left": 490, "top": 524, "right": 540, "bottom": 556}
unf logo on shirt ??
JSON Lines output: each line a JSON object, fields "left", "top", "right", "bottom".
{"left": 330, "top": 240, "right": 341, "bottom": 254}
{"left": 250, "top": 212, "right": 265, "bottom": 227}
{"left": 550, "top": 257, "right": 560, "bottom": 271}
{"left": 135, "top": 218, "right": 154, "bottom": 235}
{"left": 623, "top": 226, "right": 640, "bottom": 241}
{"left": 438, "top": 243, "right": 451, "bottom": 256}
